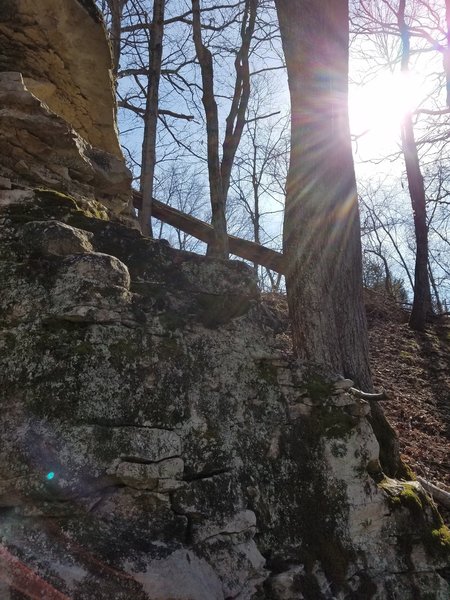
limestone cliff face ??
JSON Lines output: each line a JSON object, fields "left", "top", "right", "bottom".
{"left": 0, "top": 0, "right": 133, "bottom": 219}
{"left": 0, "top": 1, "right": 449, "bottom": 599}
{"left": 0, "top": 0, "right": 121, "bottom": 157}
{"left": 0, "top": 72, "right": 132, "bottom": 217}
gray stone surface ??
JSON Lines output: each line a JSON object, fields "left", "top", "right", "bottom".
{"left": 0, "top": 189, "right": 449, "bottom": 599}
{"left": 0, "top": 0, "right": 448, "bottom": 596}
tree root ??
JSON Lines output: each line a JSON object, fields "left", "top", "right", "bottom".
{"left": 349, "top": 387, "right": 388, "bottom": 401}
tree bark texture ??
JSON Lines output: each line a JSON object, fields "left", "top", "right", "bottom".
{"left": 139, "top": 0, "right": 165, "bottom": 237}
{"left": 275, "top": 0, "right": 403, "bottom": 478}
{"left": 192, "top": 0, "right": 229, "bottom": 258}
{"left": 275, "top": 0, "right": 371, "bottom": 389}
{"left": 397, "top": 0, "right": 433, "bottom": 331}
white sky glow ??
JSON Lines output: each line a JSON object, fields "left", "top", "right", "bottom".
{"left": 349, "top": 70, "right": 423, "bottom": 158}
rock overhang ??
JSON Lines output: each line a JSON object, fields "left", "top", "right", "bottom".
{"left": 0, "top": 0, "right": 120, "bottom": 157}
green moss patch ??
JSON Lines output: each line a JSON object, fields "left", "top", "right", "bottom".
{"left": 304, "top": 375, "right": 334, "bottom": 402}
{"left": 35, "top": 189, "right": 108, "bottom": 221}
{"left": 35, "top": 188, "right": 77, "bottom": 204}
{"left": 256, "top": 360, "right": 278, "bottom": 386}
{"left": 196, "top": 293, "right": 252, "bottom": 327}
{"left": 428, "top": 525, "right": 450, "bottom": 556}
{"left": 379, "top": 478, "right": 449, "bottom": 561}
{"left": 379, "top": 479, "right": 425, "bottom": 515}
{"left": 2, "top": 188, "right": 109, "bottom": 229}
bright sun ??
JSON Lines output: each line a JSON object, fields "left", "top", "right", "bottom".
{"left": 349, "top": 71, "right": 422, "bottom": 155}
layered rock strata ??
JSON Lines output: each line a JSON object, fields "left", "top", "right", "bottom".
{"left": 0, "top": 0, "right": 121, "bottom": 157}
{"left": 0, "top": 72, "right": 132, "bottom": 217}
{"left": 0, "top": 0, "right": 133, "bottom": 220}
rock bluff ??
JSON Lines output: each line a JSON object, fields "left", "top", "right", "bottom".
{"left": 0, "top": 1, "right": 449, "bottom": 598}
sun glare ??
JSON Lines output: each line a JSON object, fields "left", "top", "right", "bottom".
{"left": 349, "top": 71, "right": 422, "bottom": 154}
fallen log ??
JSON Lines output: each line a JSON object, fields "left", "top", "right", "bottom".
{"left": 132, "top": 190, "right": 286, "bottom": 274}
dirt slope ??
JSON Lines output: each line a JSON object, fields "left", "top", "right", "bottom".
{"left": 366, "top": 292, "right": 449, "bottom": 490}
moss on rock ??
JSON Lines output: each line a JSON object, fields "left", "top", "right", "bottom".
{"left": 304, "top": 374, "right": 334, "bottom": 402}
{"left": 429, "top": 525, "right": 450, "bottom": 556}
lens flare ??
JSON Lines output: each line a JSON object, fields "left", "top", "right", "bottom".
{"left": 349, "top": 70, "right": 422, "bottom": 154}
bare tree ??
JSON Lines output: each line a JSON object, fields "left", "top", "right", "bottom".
{"left": 231, "top": 89, "right": 289, "bottom": 286}
{"left": 443, "top": 0, "right": 450, "bottom": 105}
{"left": 397, "top": 0, "right": 434, "bottom": 329}
{"left": 104, "top": 0, "right": 129, "bottom": 77}
{"left": 359, "top": 181, "right": 415, "bottom": 293}
{"left": 350, "top": 0, "right": 448, "bottom": 327}
{"left": 139, "top": 0, "right": 165, "bottom": 236}
{"left": 154, "top": 164, "right": 208, "bottom": 252}
{"left": 191, "top": 0, "right": 258, "bottom": 257}
{"left": 191, "top": 0, "right": 228, "bottom": 257}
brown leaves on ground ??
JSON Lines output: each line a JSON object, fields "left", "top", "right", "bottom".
{"left": 366, "top": 290, "right": 449, "bottom": 494}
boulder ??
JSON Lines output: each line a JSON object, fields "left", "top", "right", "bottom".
{"left": 0, "top": 0, "right": 448, "bottom": 597}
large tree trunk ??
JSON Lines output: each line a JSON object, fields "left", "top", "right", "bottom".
{"left": 139, "top": 0, "right": 165, "bottom": 237}
{"left": 397, "top": 0, "right": 433, "bottom": 331}
{"left": 275, "top": 0, "right": 402, "bottom": 479}
{"left": 275, "top": 0, "right": 371, "bottom": 389}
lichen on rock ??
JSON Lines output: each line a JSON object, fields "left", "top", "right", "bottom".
{"left": 1, "top": 188, "right": 448, "bottom": 598}
{"left": 0, "top": 1, "right": 449, "bottom": 599}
